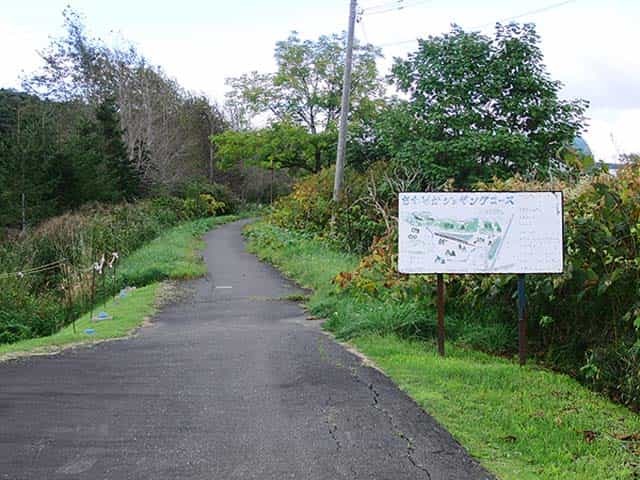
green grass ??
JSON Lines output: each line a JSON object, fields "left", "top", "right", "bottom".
{"left": 119, "top": 214, "right": 242, "bottom": 284}
{"left": 0, "top": 214, "right": 243, "bottom": 359}
{"left": 354, "top": 335, "right": 640, "bottom": 480}
{"left": 244, "top": 222, "right": 359, "bottom": 295}
{"left": 0, "top": 283, "right": 159, "bottom": 359}
{"left": 245, "top": 220, "right": 640, "bottom": 480}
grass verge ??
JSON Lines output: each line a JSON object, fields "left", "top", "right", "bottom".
{"left": 0, "top": 214, "right": 243, "bottom": 360}
{"left": 0, "top": 283, "right": 160, "bottom": 359}
{"left": 245, "top": 220, "right": 640, "bottom": 480}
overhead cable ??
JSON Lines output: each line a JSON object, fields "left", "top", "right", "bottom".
{"left": 376, "top": 0, "right": 579, "bottom": 47}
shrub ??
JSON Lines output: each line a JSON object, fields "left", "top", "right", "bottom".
{"left": 176, "top": 178, "right": 239, "bottom": 214}
{"left": 268, "top": 158, "right": 640, "bottom": 409}
{"left": 0, "top": 195, "right": 223, "bottom": 345}
{"left": 0, "top": 282, "right": 66, "bottom": 343}
{"left": 270, "top": 164, "right": 391, "bottom": 254}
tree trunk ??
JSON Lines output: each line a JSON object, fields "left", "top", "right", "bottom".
{"left": 208, "top": 140, "right": 214, "bottom": 183}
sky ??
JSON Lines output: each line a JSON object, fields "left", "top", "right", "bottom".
{"left": 1, "top": 0, "right": 638, "bottom": 162}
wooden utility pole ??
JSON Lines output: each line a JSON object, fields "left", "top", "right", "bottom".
{"left": 332, "top": 0, "right": 357, "bottom": 202}
{"left": 208, "top": 105, "right": 216, "bottom": 183}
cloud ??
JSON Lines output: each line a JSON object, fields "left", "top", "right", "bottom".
{"left": 0, "top": 21, "right": 50, "bottom": 89}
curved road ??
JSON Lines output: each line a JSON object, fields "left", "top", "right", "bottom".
{"left": 0, "top": 220, "right": 492, "bottom": 479}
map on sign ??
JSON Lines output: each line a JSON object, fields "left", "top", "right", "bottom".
{"left": 398, "top": 192, "right": 564, "bottom": 274}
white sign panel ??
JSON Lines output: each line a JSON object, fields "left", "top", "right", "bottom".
{"left": 398, "top": 192, "right": 564, "bottom": 274}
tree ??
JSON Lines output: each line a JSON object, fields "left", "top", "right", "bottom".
{"left": 225, "top": 32, "right": 383, "bottom": 172}
{"left": 94, "top": 97, "right": 140, "bottom": 198}
{"left": 213, "top": 121, "right": 325, "bottom": 173}
{"left": 0, "top": 90, "right": 141, "bottom": 228}
{"left": 39, "top": 98, "right": 133, "bottom": 209}
{"left": 25, "top": 7, "right": 227, "bottom": 189}
{"left": 382, "top": 23, "right": 588, "bottom": 188}
{"left": 0, "top": 90, "right": 61, "bottom": 228}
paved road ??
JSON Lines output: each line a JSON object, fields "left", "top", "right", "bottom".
{"left": 0, "top": 220, "right": 492, "bottom": 479}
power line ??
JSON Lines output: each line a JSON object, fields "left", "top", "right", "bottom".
{"left": 357, "top": 14, "right": 371, "bottom": 45}
{"left": 471, "top": 0, "right": 578, "bottom": 30}
{"left": 362, "top": 0, "right": 433, "bottom": 16}
{"left": 0, "top": 250, "right": 119, "bottom": 280}
{"left": 379, "top": 37, "right": 419, "bottom": 48}
{"left": 360, "top": 0, "right": 404, "bottom": 12}
{"left": 376, "top": 0, "right": 579, "bottom": 48}
{"left": 0, "top": 259, "right": 67, "bottom": 279}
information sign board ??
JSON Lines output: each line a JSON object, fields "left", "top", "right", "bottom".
{"left": 398, "top": 192, "right": 563, "bottom": 274}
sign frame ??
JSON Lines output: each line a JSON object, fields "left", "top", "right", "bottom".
{"left": 398, "top": 190, "right": 565, "bottom": 275}
{"left": 397, "top": 190, "right": 565, "bottom": 364}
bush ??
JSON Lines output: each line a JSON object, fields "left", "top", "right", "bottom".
{"left": 175, "top": 179, "right": 239, "bottom": 214}
{"left": 268, "top": 158, "right": 640, "bottom": 409}
{"left": 271, "top": 164, "right": 390, "bottom": 254}
{"left": 0, "top": 282, "right": 66, "bottom": 343}
{"left": 0, "top": 195, "right": 224, "bottom": 345}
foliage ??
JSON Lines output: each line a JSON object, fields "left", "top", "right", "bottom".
{"left": 225, "top": 31, "right": 383, "bottom": 171}
{"left": 0, "top": 89, "right": 65, "bottom": 227}
{"left": 0, "top": 198, "right": 237, "bottom": 345}
{"left": 0, "top": 284, "right": 159, "bottom": 359}
{"left": 444, "top": 165, "right": 640, "bottom": 407}
{"left": 0, "top": 90, "right": 143, "bottom": 228}
{"left": 23, "top": 7, "right": 227, "bottom": 189}
{"left": 382, "top": 23, "right": 587, "bottom": 188}
{"left": 227, "top": 32, "right": 382, "bottom": 131}
{"left": 212, "top": 121, "right": 331, "bottom": 173}
{"left": 269, "top": 165, "right": 388, "bottom": 253}
{"left": 175, "top": 179, "right": 238, "bottom": 215}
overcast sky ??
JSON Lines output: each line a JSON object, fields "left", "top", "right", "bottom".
{"left": 1, "top": 0, "right": 638, "bottom": 161}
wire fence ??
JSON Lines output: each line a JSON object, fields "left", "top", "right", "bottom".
{"left": 0, "top": 250, "right": 121, "bottom": 333}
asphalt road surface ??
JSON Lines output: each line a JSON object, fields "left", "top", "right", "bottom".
{"left": 0, "top": 220, "right": 493, "bottom": 479}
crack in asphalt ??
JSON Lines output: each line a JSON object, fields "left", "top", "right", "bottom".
{"left": 324, "top": 395, "right": 342, "bottom": 452}
{"left": 318, "top": 338, "right": 432, "bottom": 479}
{"left": 327, "top": 415, "right": 342, "bottom": 452}
{"left": 366, "top": 381, "right": 432, "bottom": 480}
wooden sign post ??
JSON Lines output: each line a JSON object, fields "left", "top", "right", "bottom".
{"left": 517, "top": 273, "right": 527, "bottom": 365}
{"left": 398, "top": 192, "right": 563, "bottom": 364}
{"left": 436, "top": 273, "right": 445, "bottom": 356}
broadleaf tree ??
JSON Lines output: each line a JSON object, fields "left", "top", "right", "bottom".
{"left": 25, "top": 7, "right": 226, "bottom": 188}
{"left": 224, "top": 31, "right": 383, "bottom": 172}
{"left": 213, "top": 122, "right": 326, "bottom": 173}
{"left": 381, "top": 22, "right": 588, "bottom": 188}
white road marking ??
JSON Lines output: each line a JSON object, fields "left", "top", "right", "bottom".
{"left": 215, "top": 286, "right": 233, "bottom": 289}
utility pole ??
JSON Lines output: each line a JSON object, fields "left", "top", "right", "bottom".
{"left": 208, "top": 106, "right": 215, "bottom": 183}
{"left": 332, "top": 0, "right": 357, "bottom": 202}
